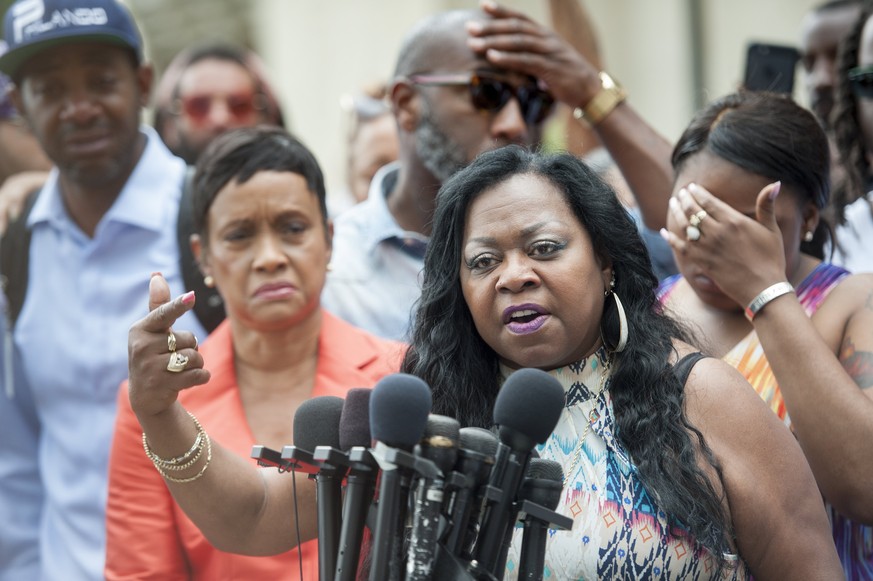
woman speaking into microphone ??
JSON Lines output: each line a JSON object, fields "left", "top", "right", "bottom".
{"left": 116, "top": 144, "right": 841, "bottom": 580}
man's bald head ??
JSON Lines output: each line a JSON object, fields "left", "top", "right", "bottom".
{"left": 393, "top": 10, "right": 487, "bottom": 78}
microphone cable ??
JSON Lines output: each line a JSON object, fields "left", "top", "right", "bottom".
{"left": 291, "top": 464, "right": 304, "bottom": 581}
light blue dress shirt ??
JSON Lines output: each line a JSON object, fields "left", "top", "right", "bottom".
{"left": 321, "top": 162, "right": 428, "bottom": 342}
{"left": 0, "top": 126, "right": 207, "bottom": 581}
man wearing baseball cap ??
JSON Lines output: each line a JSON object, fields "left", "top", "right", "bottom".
{"left": 0, "top": 1, "right": 206, "bottom": 579}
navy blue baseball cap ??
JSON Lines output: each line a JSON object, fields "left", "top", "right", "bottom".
{"left": 0, "top": 0, "right": 142, "bottom": 79}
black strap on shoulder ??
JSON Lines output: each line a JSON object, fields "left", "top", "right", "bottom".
{"left": 1, "top": 171, "right": 226, "bottom": 333}
{"left": 177, "top": 166, "right": 225, "bottom": 333}
{"left": 1, "top": 190, "right": 39, "bottom": 328}
{"left": 673, "top": 352, "right": 707, "bottom": 386}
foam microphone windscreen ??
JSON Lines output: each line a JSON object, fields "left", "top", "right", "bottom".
{"left": 421, "top": 414, "right": 461, "bottom": 473}
{"left": 458, "top": 427, "right": 498, "bottom": 458}
{"left": 494, "top": 368, "right": 564, "bottom": 446}
{"left": 339, "top": 388, "right": 372, "bottom": 451}
{"left": 369, "top": 373, "right": 432, "bottom": 449}
{"left": 521, "top": 458, "right": 564, "bottom": 512}
{"left": 293, "top": 395, "right": 345, "bottom": 452}
{"left": 525, "top": 457, "right": 564, "bottom": 484}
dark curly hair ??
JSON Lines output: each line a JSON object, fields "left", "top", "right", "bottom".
{"left": 832, "top": 0, "right": 873, "bottom": 224}
{"left": 673, "top": 90, "right": 832, "bottom": 259}
{"left": 401, "top": 145, "right": 732, "bottom": 562}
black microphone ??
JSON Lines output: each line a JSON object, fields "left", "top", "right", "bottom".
{"left": 332, "top": 388, "right": 377, "bottom": 581}
{"left": 368, "top": 374, "right": 432, "bottom": 581}
{"left": 407, "top": 414, "right": 460, "bottom": 581}
{"left": 288, "top": 395, "right": 346, "bottom": 581}
{"left": 518, "top": 459, "right": 563, "bottom": 581}
{"left": 472, "top": 368, "right": 564, "bottom": 579}
{"left": 442, "top": 427, "right": 497, "bottom": 558}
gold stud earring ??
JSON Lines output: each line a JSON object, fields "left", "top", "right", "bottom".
{"left": 203, "top": 275, "right": 215, "bottom": 288}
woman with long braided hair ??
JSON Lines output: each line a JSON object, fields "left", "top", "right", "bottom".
{"left": 831, "top": 0, "right": 873, "bottom": 271}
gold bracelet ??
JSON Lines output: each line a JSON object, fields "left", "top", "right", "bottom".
{"left": 142, "top": 431, "right": 204, "bottom": 468}
{"left": 156, "top": 432, "right": 213, "bottom": 484}
{"left": 573, "top": 71, "right": 627, "bottom": 126}
{"left": 151, "top": 436, "right": 207, "bottom": 471}
{"left": 142, "top": 412, "right": 209, "bottom": 474}
{"left": 142, "top": 410, "right": 204, "bottom": 466}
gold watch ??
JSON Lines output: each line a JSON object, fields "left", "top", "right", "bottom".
{"left": 573, "top": 71, "right": 627, "bottom": 126}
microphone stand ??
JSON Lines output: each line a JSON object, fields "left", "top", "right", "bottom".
{"left": 516, "top": 501, "right": 572, "bottom": 581}
{"left": 321, "top": 447, "right": 379, "bottom": 581}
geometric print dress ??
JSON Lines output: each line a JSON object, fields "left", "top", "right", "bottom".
{"left": 503, "top": 348, "right": 746, "bottom": 580}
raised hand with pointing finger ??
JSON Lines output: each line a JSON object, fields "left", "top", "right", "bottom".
{"left": 127, "top": 273, "right": 209, "bottom": 420}
{"left": 105, "top": 127, "right": 404, "bottom": 579}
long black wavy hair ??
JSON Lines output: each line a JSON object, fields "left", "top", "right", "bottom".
{"left": 832, "top": 0, "right": 873, "bottom": 224}
{"left": 402, "top": 145, "right": 732, "bottom": 560}
{"left": 673, "top": 90, "right": 832, "bottom": 259}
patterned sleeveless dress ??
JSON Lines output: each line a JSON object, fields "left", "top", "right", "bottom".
{"left": 658, "top": 263, "right": 873, "bottom": 580}
{"left": 502, "top": 348, "right": 745, "bottom": 580}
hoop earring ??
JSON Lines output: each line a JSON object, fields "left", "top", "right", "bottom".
{"left": 601, "top": 276, "right": 628, "bottom": 353}
{"left": 203, "top": 275, "right": 215, "bottom": 288}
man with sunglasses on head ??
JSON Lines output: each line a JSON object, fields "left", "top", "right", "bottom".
{"left": 0, "top": 0, "right": 208, "bottom": 579}
{"left": 321, "top": 0, "right": 675, "bottom": 341}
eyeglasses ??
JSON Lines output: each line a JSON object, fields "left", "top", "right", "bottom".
{"left": 407, "top": 71, "right": 555, "bottom": 125}
{"left": 173, "top": 92, "right": 267, "bottom": 122}
{"left": 849, "top": 66, "right": 873, "bottom": 99}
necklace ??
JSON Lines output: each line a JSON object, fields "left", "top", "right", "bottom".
{"left": 562, "top": 357, "right": 611, "bottom": 485}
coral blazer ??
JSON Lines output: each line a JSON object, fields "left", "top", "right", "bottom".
{"left": 105, "top": 311, "right": 404, "bottom": 580}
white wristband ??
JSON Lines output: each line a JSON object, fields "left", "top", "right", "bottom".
{"left": 744, "top": 282, "right": 795, "bottom": 321}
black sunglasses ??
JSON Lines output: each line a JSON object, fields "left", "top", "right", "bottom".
{"left": 849, "top": 65, "right": 873, "bottom": 99}
{"left": 407, "top": 71, "right": 555, "bottom": 125}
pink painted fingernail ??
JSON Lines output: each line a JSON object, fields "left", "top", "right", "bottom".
{"left": 769, "top": 181, "right": 782, "bottom": 200}
{"left": 181, "top": 291, "right": 195, "bottom": 305}
{"left": 465, "top": 20, "right": 483, "bottom": 33}
{"left": 150, "top": 272, "right": 161, "bottom": 278}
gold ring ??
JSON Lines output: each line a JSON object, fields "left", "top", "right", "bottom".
{"left": 167, "top": 331, "right": 177, "bottom": 352}
{"left": 688, "top": 210, "right": 707, "bottom": 228}
{"left": 167, "top": 352, "right": 189, "bottom": 373}
{"left": 686, "top": 225, "right": 701, "bottom": 241}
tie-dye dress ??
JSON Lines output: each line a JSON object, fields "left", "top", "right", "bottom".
{"left": 658, "top": 262, "right": 873, "bottom": 580}
{"left": 502, "top": 349, "right": 745, "bottom": 581}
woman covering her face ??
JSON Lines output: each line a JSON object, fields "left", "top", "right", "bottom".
{"left": 104, "top": 126, "right": 404, "bottom": 580}
{"left": 116, "top": 142, "right": 840, "bottom": 580}
{"left": 658, "top": 90, "right": 873, "bottom": 579}
{"left": 403, "top": 145, "right": 840, "bottom": 579}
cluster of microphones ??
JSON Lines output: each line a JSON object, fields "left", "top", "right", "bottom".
{"left": 252, "top": 368, "right": 572, "bottom": 581}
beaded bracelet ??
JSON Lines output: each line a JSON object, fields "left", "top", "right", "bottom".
{"left": 143, "top": 410, "right": 212, "bottom": 483}
{"left": 144, "top": 432, "right": 203, "bottom": 468}
{"left": 142, "top": 410, "right": 204, "bottom": 467}
{"left": 155, "top": 433, "right": 213, "bottom": 484}
{"left": 152, "top": 436, "right": 207, "bottom": 472}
